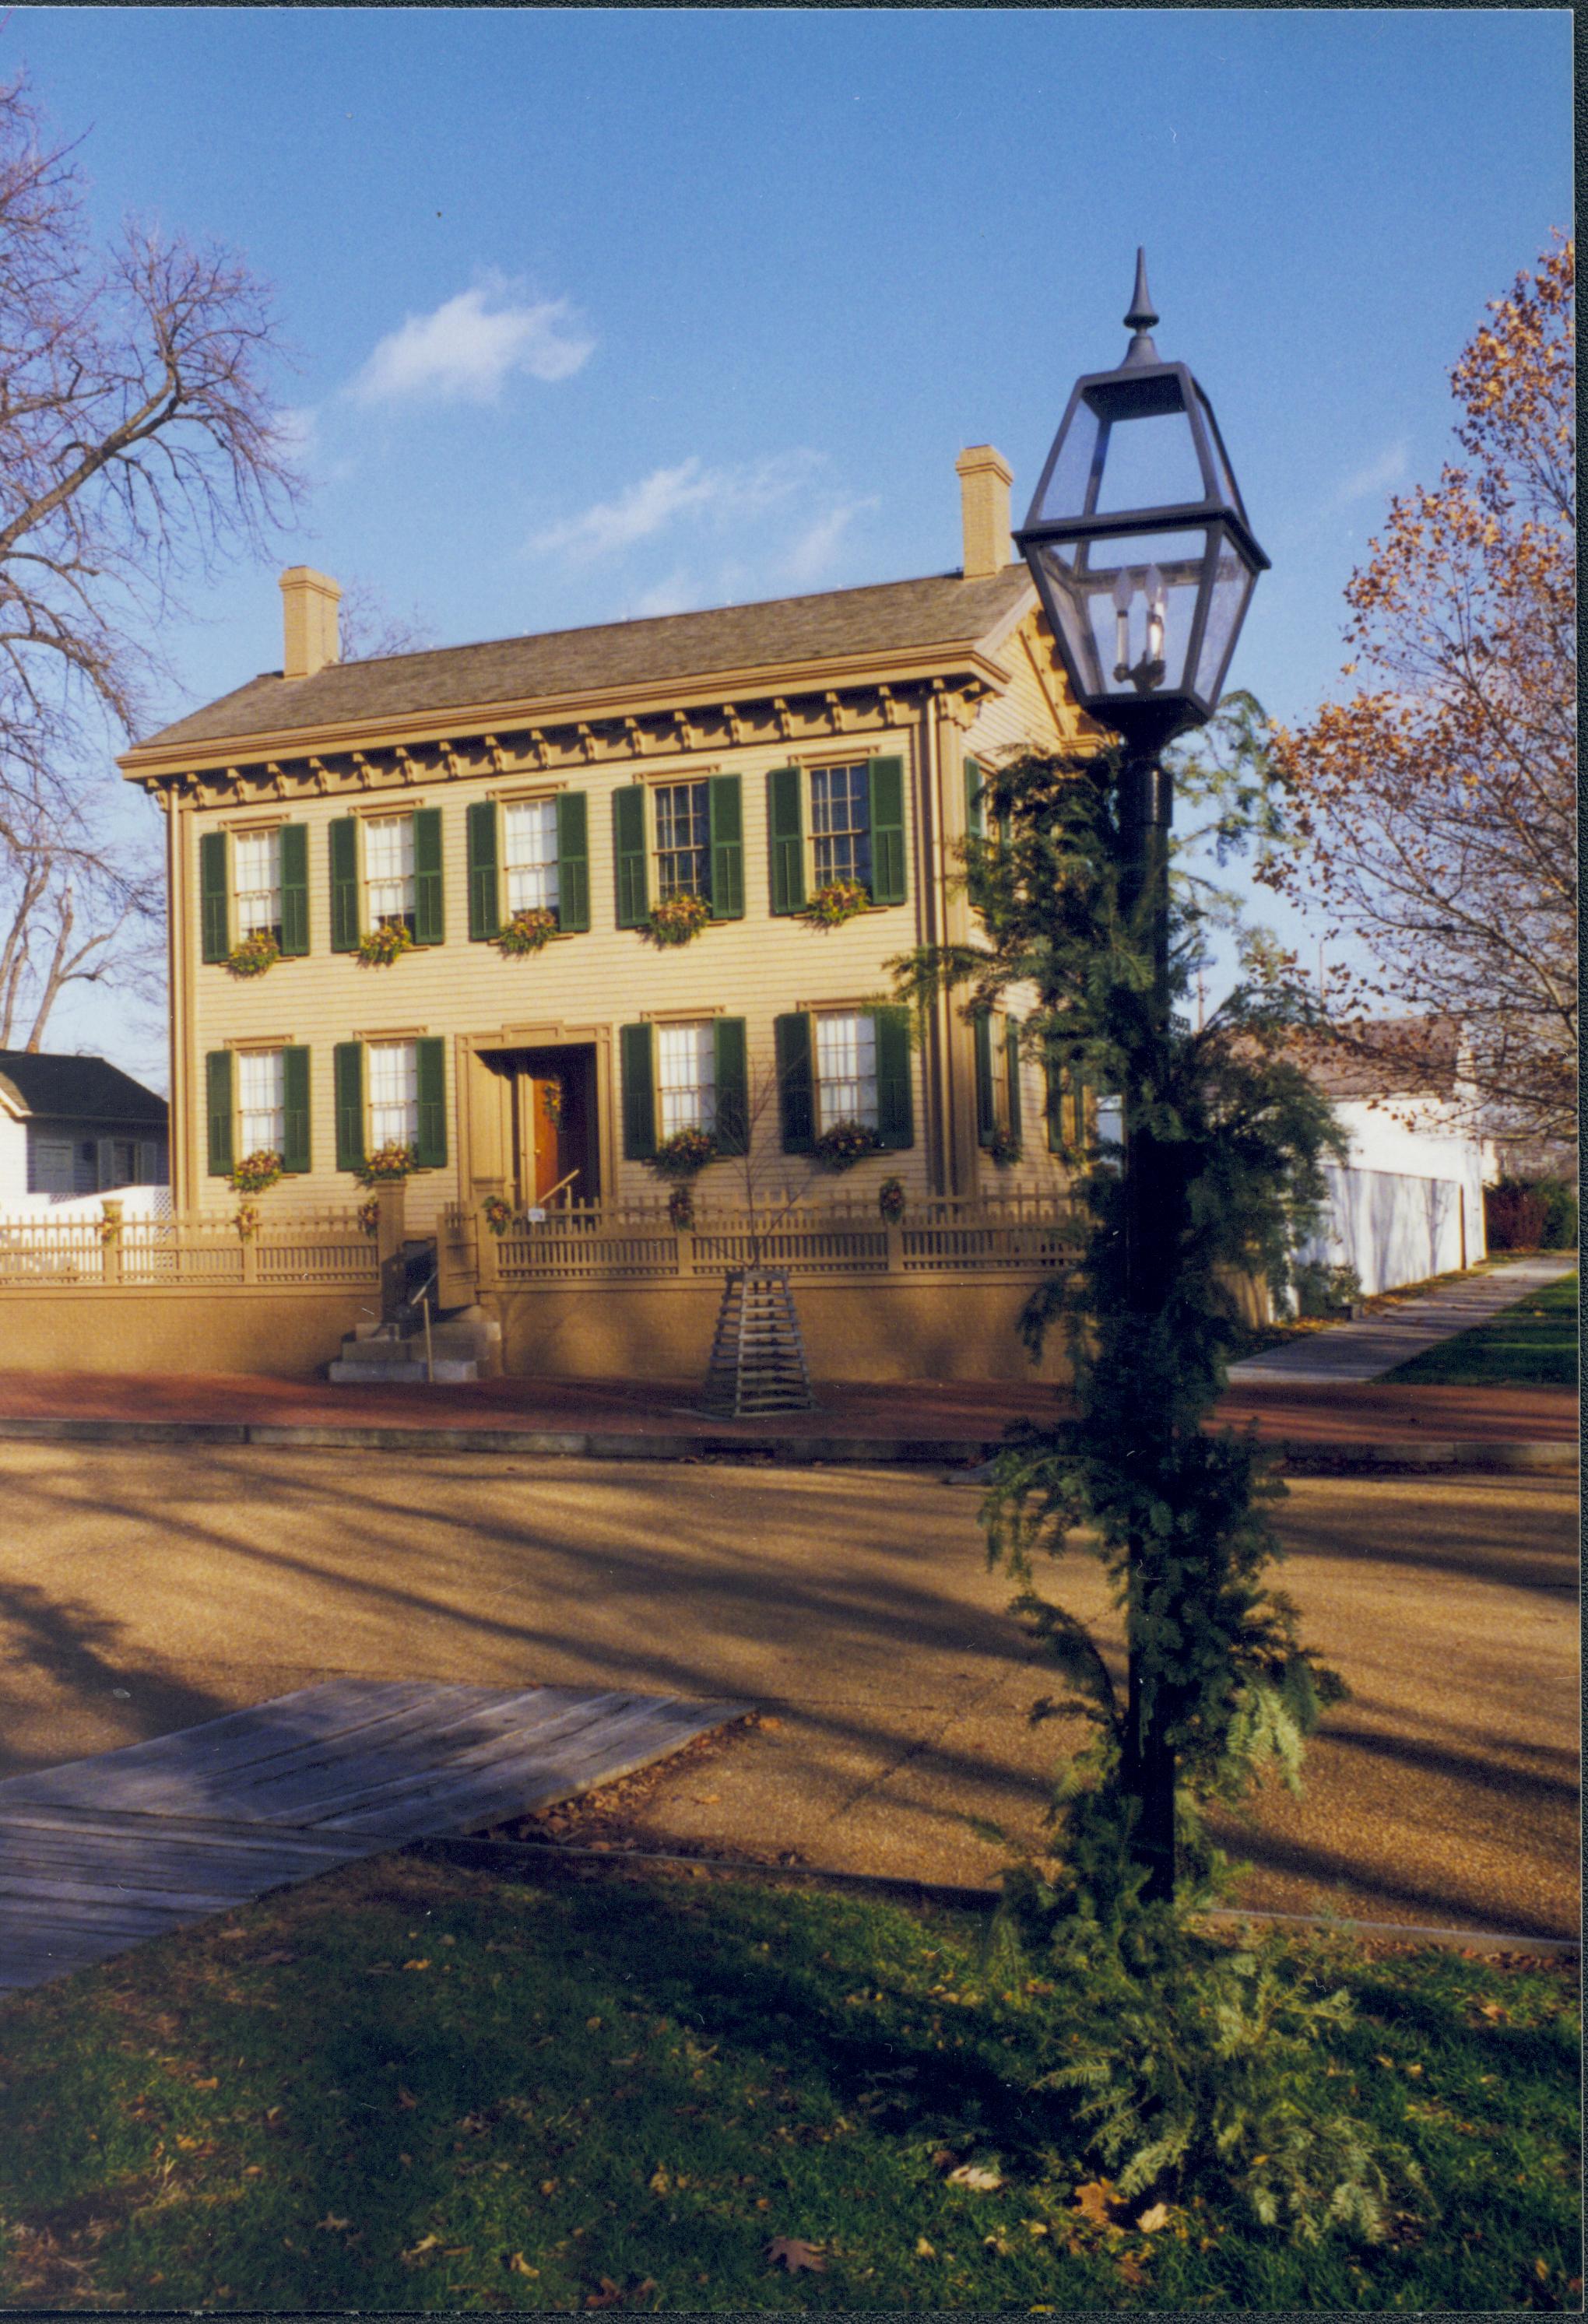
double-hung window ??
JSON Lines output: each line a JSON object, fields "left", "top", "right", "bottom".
{"left": 655, "top": 1021, "right": 717, "bottom": 1139}
{"left": 367, "top": 1039, "right": 420, "bottom": 1150}
{"left": 504, "top": 800, "right": 560, "bottom": 916}
{"left": 233, "top": 831, "right": 282, "bottom": 942}
{"left": 364, "top": 815, "right": 415, "bottom": 929}
{"left": 237, "top": 1048, "right": 286, "bottom": 1156}
{"left": 653, "top": 781, "right": 711, "bottom": 900}
{"left": 767, "top": 757, "right": 906, "bottom": 914}
{"left": 814, "top": 1012, "right": 877, "bottom": 1130}
{"left": 809, "top": 765, "right": 873, "bottom": 892}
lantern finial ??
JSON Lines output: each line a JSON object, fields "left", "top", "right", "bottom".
{"left": 1123, "top": 247, "right": 1159, "bottom": 367}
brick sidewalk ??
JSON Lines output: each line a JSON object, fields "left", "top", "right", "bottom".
{"left": 0, "top": 1366, "right": 1572, "bottom": 1457}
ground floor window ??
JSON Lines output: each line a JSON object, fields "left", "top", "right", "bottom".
{"left": 815, "top": 1012, "right": 877, "bottom": 1129}
{"left": 237, "top": 1049, "right": 286, "bottom": 1155}
{"left": 656, "top": 1021, "right": 716, "bottom": 1138}
{"left": 367, "top": 1039, "right": 419, "bottom": 1148}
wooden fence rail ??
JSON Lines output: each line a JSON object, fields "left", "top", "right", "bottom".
{"left": 0, "top": 1207, "right": 380, "bottom": 1290}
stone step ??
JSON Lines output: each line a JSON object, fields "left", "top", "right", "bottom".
{"left": 327, "top": 1357, "right": 480, "bottom": 1385}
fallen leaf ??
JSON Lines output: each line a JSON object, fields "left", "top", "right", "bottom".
{"left": 402, "top": 1959, "right": 432, "bottom": 1971}
{"left": 759, "top": 1715, "right": 783, "bottom": 1730}
{"left": 402, "top": 2234, "right": 441, "bottom": 2263}
{"left": 947, "top": 2161, "right": 1004, "bottom": 2191}
{"left": 648, "top": 2167, "right": 670, "bottom": 2196}
{"left": 191, "top": 2075, "right": 219, "bottom": 2089}
{"left": 1137, "top": 2203, "right": 1172, "bottom": 2233}
{"left": 1479, "top": 2001, "right": 1509, "bottom": 2021}
{"left": 315, "top": 2214, "right": 351, "bottom": 2234}
{"left": 1116, "top": 2250, "right": 1151, "bottom": 2287}
{"left": 395, "top": 2087, "right": 419, "bottom": 2111}
{"left": 915, "top": 2236, "right": 936, "bottom": 2256}
{"left": 584, "top": 2277, "right": 624, "bottom": 2309}
{"left": 766, "top": 2236, "right": 826, "bottom": 2274}
{"left": 1073, "top": 2180, "right": 1121, "bottom": 2228}
{"left": 257, "top": 1950, "right": 296, "bottom": 1966}
{"left": 508, "top": 2253, "right": 539, "bottom": 2278}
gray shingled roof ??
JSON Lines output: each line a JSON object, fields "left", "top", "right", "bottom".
{"left": 138, "top": 567, "right": 1033, "bottom": 754}
{"left": 0, "top": 1051, "right": 168, "bottom": 1124}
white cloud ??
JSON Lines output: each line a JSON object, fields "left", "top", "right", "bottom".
{"left": 632, "top": 570, "right": 698, "bottom": 618}
{"left": 1334, "top": 439, "right": 1408, "bottom": 507}
{"left": 272, "top": 404, "right": 319, "bottom": 461}
{"left": 530, "top": 451, "right": 824, "bottom": 560}
{"left": 781, "top": 497, "right": 878, "bottom": 588}
{"left": 352, "top": 282, "right": 594, "bottom": 406}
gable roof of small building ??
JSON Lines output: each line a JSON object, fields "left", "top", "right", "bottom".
{"left": 1289, "top": 1017, "right": 1469, "bottom": 1102}
{"left": 128, "top": 565, "right": 1037, "bottom": 760}
{"left": 0, "top": 1051, "right": 168, "bottom": 1125}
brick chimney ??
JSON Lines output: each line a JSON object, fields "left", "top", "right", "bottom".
{"left": 955, "top": 445, "right": 1014, "bottom": 580}
{"left": 279, "top": 567, "right": 342, "bottom": 679}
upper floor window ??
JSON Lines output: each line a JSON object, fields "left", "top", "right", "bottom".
{"left": 653, "top": 781, "right": 711, "bottom": 900}
{"left": 237, "top": 1048, "right": 285, "bottom": 1155}
{"left": 768, "top": 757, "right": 906, "bottom": 915}
{"left": 504, "top": 799, "right": 560, "bottom": 916}
{"left": 814, "top": 1011, "right": 877, "bottom": 1129}
{"left": 364, "top": 814, "right": 415, "bottom": 929}
{"left": 809, "top": 765, "right": 873, "bottom": 892}
{"left": 612, "top": 777, "right": 743, "bottom": 928}
{"left": 656, "top": 1020, "right": 716, "bottom": 1138}
{"left": 233, "top": 830, "right": 282, "bottom": 942}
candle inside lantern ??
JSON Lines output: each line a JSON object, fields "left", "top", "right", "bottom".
{"left": 1112, "top": 568, "right": 1133, "bottom": 672}
{"left": 1144, "top": 564, "right": 1165, "bottom": 663}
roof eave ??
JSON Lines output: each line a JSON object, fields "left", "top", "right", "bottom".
{"left": 117, "top": 625, "right": 1031, "bottom": 786}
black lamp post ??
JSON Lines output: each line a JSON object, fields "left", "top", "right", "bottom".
{"left": 1014, "top": 253, "right": 1269, "bottom": 1901}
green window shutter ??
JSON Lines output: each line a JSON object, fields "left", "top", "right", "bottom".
{"left": 333, "top": 1042, "right": 365, "bottom": 1173}
{"left": 620, "top": 1022, "right": 655, "bottom": 1159}
{"left": 328, "top": 818, "right": 360, "bottom": 953}
{"left": 708, "top": 774, "right": 744, "bottom": 920}
{"left": 415, "top": 1037, "right": 447, "bottom": 1167}
{"left": 557, "top": 791, "right": 590, "bottom": 932}
{"left": 964, "top": 755, "right": 985, "bottom": 839}
{"left": 713, "top": 1016, "right": 749, "bottom": 1154}
{"left": 413, "top": 807, "right": 444, "bottom": 945}
{"left": 774, "top": 1012, "right": 815, "bottom": 1152}
{"left": 280, "top": 1046, "right": 311, "bottom": 1173}
{"left": 204, "top": 1050, "right": 234, "bottom": 1177}
{"left": 466, "top": 799, "right": 500, "bottom": 941}
{"left": 1004, "top": 1018, "right": 1023, "bottom": 1148}
{"left": 613, "top": 786, "right": 649, "bottom": 928}
{"left": 278, "top": 823, "right": 309, "bottom": 957}
{"left": 1044, "top": 1054, "right": 1064, "bottom": 1153}
{"left": 199, "top": 830, "right": 230, "bottom": 964}
{"left": 973, "top": 1013, "right": 996, "bottom": 1146}
{"left": 868, "top": 756, "right": 907, "bottom": 905}
{"left": 873, "top": 1007, "right": 914, "bottom": 1150}
{"left": 767, "top": 767, "right": 805, "bottom": 915}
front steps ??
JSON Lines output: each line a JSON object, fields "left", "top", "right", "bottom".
{"left": 328, "top": 1304, "right": 501, "bottom": 1385}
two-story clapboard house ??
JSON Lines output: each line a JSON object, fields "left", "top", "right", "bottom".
{"left": 118, "top": 448, "right": 1087, "bottom": 1240}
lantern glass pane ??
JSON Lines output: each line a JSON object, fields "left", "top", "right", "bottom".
{"left": 1188, "top": 538, "right": 1256, "bottom": 704}
{"left": 1094, "top": 408, "right": 1206, "bottom": 514}
{"left": 1074, "top": 526, "right": 1208, "bottom": 697}
{"left": 1035, "top": 398, "right": 1101, "bottom": 524}
{"left": 1192, "top": 388, "right": 1242, "bottom": 511}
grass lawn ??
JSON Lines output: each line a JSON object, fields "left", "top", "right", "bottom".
{"left": 1384, "top": 1272, "right": 1579, "bottom": 1387}
{"left": 0, "top": 1851, "right": 1578, "bottom": 2312}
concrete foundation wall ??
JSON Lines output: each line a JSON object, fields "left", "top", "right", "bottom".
{"left": 0, "top": 1287, "right": 378, "bottom": 1376}
{"left": 489, "top": 1274, "right": 1070, "bottom": 1384}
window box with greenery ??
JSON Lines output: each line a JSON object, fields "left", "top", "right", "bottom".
{"left": 767, "top": 757, "right": 907, "bottom": 917}
{"left": 619, "top": 1018, "right": 747, "bottom": 1165}
{"left": 612, "top": 777, "right": 743, "bottom": 932}
{"left": 466, "top": 794, "right": 589, "bottom": 945}
{"left": 199, "top": 824, "right": 310, "bottom": 969}
{"left": 329, "top": 808, "right": 444, "bottom": 960}
{"left": 333, "top": 1037, "right": 448, "bottom": 1177}
{"left": 204, "top": 1048, "right": 311, "bottom": 1180}
{"left": 774, "top": 1008, "right": 912, "bottom": 1157}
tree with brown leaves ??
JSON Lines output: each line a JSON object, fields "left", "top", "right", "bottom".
{"left": 1271, "top": 237, "right": 1576, "bottom": 1143}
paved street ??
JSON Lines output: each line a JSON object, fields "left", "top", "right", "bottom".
{"left": 0, "top": 1443, "right": 1576, "bottom": 1938}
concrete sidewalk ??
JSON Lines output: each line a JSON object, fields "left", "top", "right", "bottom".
{"left": 1228, "top": 1252, "right": 1577, "bottom": 1383}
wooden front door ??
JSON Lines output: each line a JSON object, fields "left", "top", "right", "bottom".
{"left": 512, "top": 1069, "right": 567, "bottom": 1208}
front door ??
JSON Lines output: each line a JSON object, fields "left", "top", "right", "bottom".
{"left": 476, "top": 1043, "right": 598, "bottom": 1209}
{"left": 513, "top": 1068, "right": 567, "bottom": 1207}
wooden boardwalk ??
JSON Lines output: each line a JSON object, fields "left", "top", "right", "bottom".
{"left": 0, "top": 1682, "right": 744, "bottom": 1996}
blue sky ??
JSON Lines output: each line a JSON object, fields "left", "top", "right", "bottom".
{"left": 7, "top": 7, "right": 1572, "bottom": 1081}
